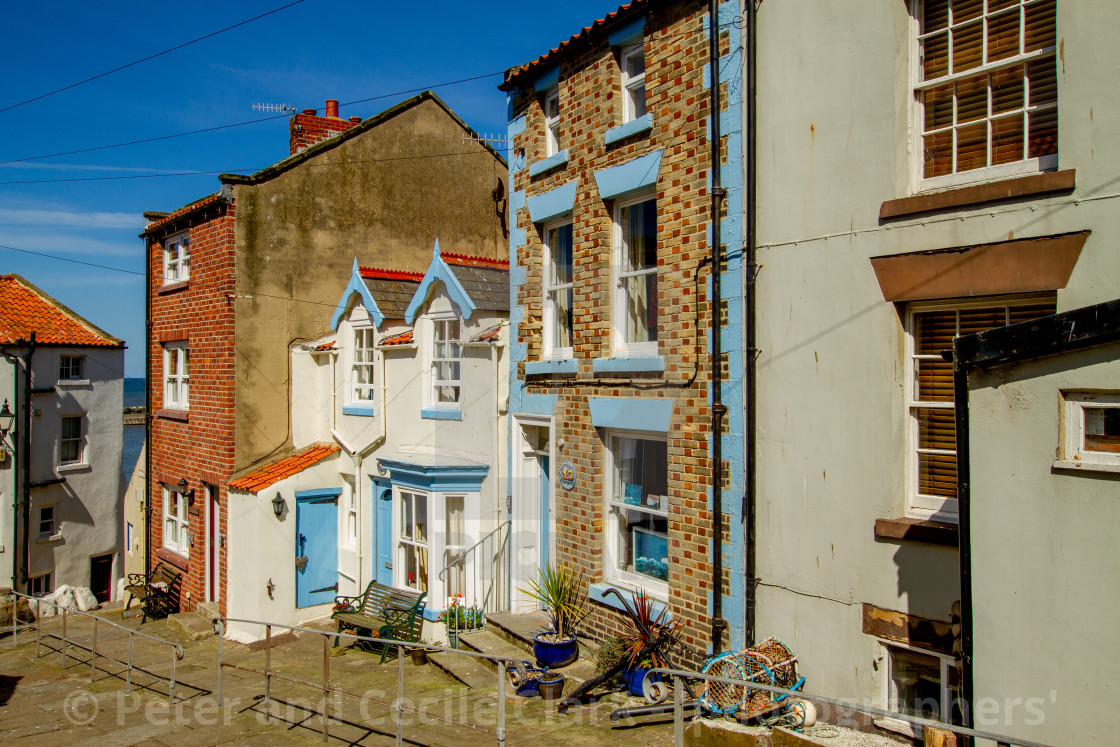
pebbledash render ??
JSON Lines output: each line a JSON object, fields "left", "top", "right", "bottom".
{"left": 501, "top": 0, "right": 747, "bottom": 667}
{"left": 141, "top": 92, "right": 508, "bottom": 617}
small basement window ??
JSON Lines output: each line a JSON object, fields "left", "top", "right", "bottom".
{"left": 1060, "top": 392, "right": 1120, "bottom": 472}
{"left": 881, "top": 644, "right": 960, "bottom": 738}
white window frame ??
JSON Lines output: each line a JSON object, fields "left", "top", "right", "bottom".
{"left": 38, "top": 504, "right": 57, "bottom": 539}
{"left": 911, "top": 0, "right": 1059, "bottom": 191}
{"left": 163, "top": 485, "right": 190, "bottom": 556}
{"left": 612, "top": 193, "right": 659, "bottom": 357}
{"left": 163, "top": 342, "right": 189, "bottom": 411}
{"left": 880, "top": 642, "right": 959, "bottom": 738}
{"left": 1058, "top": 392, "right": 1120, "bottom": 473}
{"left": 163, "top": 230, "right": 190, "bottom": 284}
{"left": 28, "top": 572, "right": 52, "bottom": 598}
{"left": 542, "top": 219, "right": 574, "bottom": 360}
{"left": 59, "top": 415, "right": 84, "bottom": 465}
{"left": 59, "top": 355, "right": 84, "bottom": 382}
{"left": 396, "top": 489, "right": 430, "bottom": 593}
{"left": 428, "top": 316, "right": 462, "bottom": 409}
{"left": 905, "top": 296, "right": 1051, "bottom": 520}
{"left": 604, "top": 430, "right": 670, "bottom": 600}
{"left": 392, "top": 487, "right": 479, "bottom": 603}
{"left": 350, "top": 326, "right": 376, "bottom": 405}
{"left": 544, "top": 89, "right": 561, "bottom": 157}
{"left": 620, "top": 43, "right": 647, "bottom": 123}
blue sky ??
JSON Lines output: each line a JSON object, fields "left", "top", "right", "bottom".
{"left": 0, "top": 0, "right": 625, "bottom": 377}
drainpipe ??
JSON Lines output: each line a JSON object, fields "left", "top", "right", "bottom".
{"left": 1, "top": 346, "right": 20, "bottom": 591}
{"left": 743, "top": 0, "right": 758, "bottom": 648}
{"left": 18, "top": 335, "right": 35, "bottom": 591}
{"left": 951, "top": 352, "right": 975, "bottom": 730}
{"left": 708, "top": 0, "right": 729, "bottom": 656}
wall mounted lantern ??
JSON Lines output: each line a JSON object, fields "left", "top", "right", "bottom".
{"left": 272, "top": 493, "right": 286, "bottom": 518}
{"left": 176, "top": 477, "right": 195, "bottom": 506}
{"left": 0, "top": 399, "right": 14, "bottom": 439}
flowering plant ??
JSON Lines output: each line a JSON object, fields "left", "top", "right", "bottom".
{"left": 437, "top": 594, "right": 485, "bottom": 632}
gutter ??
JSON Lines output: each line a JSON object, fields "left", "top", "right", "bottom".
{"left": 744, "top": 0, "right": 758, "bottom": 648}
{"left": 708, "top": 0, "right": 729, "bottom": 656}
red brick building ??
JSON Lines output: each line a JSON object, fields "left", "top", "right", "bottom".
{"left": 142, "top": 93, "right": 508, "bottom": 616}
{"left": 501, "top": 0, "right": 747, "bottom": 666}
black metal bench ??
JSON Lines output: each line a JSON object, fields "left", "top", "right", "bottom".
{"left": 331, "top": 582, "right": 426, "bottom": 663}
{"left": 123, "top": 563, "right": 182, "bottom": 623}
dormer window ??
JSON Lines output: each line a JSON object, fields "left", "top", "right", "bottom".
{"left": 545, "top": 90, "right": 561, "bottom": 156}
{"left": 430, "top": 317, "right": 461, "bottom": 407}
{"left": 164, "top": 231, "right": 190, "bottom": 284}
{"left": 621, "top": 43, "right": 647, "bottom": 123}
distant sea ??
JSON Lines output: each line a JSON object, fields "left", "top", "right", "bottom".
{"left": 122, "top": 378, "right": 145, "bottom": 479}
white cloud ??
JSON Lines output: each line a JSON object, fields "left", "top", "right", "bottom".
{"left": 0, "top": 207, "right": 143, "bottom": 230}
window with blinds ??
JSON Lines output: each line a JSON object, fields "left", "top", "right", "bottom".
{"left": 918, "top": 0, "right": 1057, "bottom": 181}
{"left": 907, "top": 296, "right": 1055, "bottom": 517}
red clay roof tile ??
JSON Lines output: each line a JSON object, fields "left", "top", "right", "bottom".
{"left": 380, "top": 330, "right": 413, "bottom": 346}
{"left": 0, "top": 275, "right": 122, "bottom": 347}
{"left": 227, "top": 444, "right": 339, "bottom": 493}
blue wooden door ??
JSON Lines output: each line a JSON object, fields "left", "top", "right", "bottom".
{"left": 375, "top": 483, "right": 393, "bottom": 586}
{"left": 295, "top": 494, "right": 339, "bottom": 608}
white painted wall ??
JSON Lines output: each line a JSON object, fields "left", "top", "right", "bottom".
{"left": 754, "top": 0, "right": 1120, "bottom": 716}
{"left": 226, "top": 453, "right": 341, "bottom": 641}
{"left": 0, "top": 346, "right": 123, "bottom": 597}
{"left": 969, "top": 344, "right": 1120, "bottom": 745}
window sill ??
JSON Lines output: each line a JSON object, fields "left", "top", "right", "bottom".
{"left": 56, "top": 462, "right": 90, "bottom": 474}
{"left": 592, "top": 355, "right": 665, "bottom": 374}
{"left": 874, "top": 517, "right": 958, "bottom": 547}
{"left": 880, "top": 169, "right": 1075, "bottom": 221}
{"left": 528, "top": 149, "right": 569, "bottom": 178}
{"left": 157, "top": 280, "right": 189, "bottom": 295}
{"left": 56, "top": 379, "right": 90, "bottom": 388}
{"left": 157, "top": 409, "right": 189, "bottom": 422}
{"left": 526, "top": 358, "right": 577, "bottom": 376}
{"left": 342, "top": 404, "right": 377, "bottom": 417}
{"left": 589, "top": 581, "right": 671, "bottom": 617}
{"left": 420, "top": 407, "right": 462, "bottom": 421}
{"left": 1053, "top": 459, "right": 1120, "bottom": 475}
{"left": 605, "top": 113, "right": 653, "bottom": 146}
{"left": 157, "top": 547, "right": 190, "bottom": 570}
{"left": 36, "top": 533, "right": 63, "bottom": 544}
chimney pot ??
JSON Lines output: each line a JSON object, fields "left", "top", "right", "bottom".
{"left": 349, "top": 116, "right": 362, "bottom": 124}
{"left": 325, "top": 99, "right": 339, "bottom": 118}
{"left": 302, "top": 108, "right": 316, "bottom": 115}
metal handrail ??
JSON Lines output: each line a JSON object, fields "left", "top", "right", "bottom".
{"left": 8, "top": 589, "right": 185, "bottom": 704}
{"left": 438, "top": 518, "right": 510, "bottom": 582}
{"left": 214, "top": 616, "right": 531, "bottom": 745}
{"left": 647, "top": 667, "right": 1052, "bottom": 747}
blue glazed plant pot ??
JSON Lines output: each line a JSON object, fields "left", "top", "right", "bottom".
{"left": 532, "top": 632, "right": 579, "bottom": 668}
{"left": 623, "top": 666, "right": 661, "bottom": 697}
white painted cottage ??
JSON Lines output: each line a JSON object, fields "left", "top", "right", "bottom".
{"left": 225, "top": 243, "right": 509, "bottom": 641}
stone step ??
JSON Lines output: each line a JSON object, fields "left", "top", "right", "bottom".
{"left": 485, "top": 611, "right": 601, "bottom": 661}
{"left": 193, "top": 601, "right": 220, "bottom": 622}
{"left": 457, "top": 629, "right": 534, "bottom": 673}
{"left": 427, "top": 649, "right": 497, "bottom": 690}
{"left": 166, "top": 612, "right": 214, "bottom": 642}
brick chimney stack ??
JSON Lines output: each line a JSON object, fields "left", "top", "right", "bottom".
{"left": 289, "top": 99, "right": 363, "bottom": 155}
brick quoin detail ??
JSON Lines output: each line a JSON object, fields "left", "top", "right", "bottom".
{"left": 147, "top": 200, "right": 237, "bottom": 616}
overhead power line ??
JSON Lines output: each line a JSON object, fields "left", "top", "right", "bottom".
{"left": 0, "top": 0, "right": 309, "bottom": 115}
{"left": 0, "top": 243, "right": 143, "bottom": 276}
{"left": 0, "top": 71, "right": 505, "bottom": 165}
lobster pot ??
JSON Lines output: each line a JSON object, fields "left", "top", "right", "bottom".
{"left": 698, "top": 636, "right": 799, "bottom": 717}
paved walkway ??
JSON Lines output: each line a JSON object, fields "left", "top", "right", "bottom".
{"left": 0, "top": 608, "right": 677, "bottom": 746}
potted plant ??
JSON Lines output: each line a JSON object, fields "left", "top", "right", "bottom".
{"left": 438, "top": 595, "right": 485, "bottom": 648}
{"left": 409, "top": 641, "right": 432, "bottom": 666}
{"left": 613, "top": 592, "right": 682, "bottom": 697}
{"left": 538, "top": 671, "right": 565, "bottom": 700}
{"left": 519, "top": 564, "right": 589, "bottom": 668}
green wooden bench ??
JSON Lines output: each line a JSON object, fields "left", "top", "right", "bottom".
{"left": 331, "top": 582, "right": 426, "bottom": 663}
